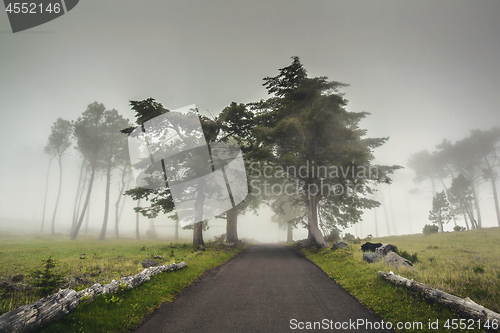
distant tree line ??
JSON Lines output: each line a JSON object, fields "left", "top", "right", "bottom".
{"left": 409, "top": 128, "right": 500, "bottom": 231}
{"left": 41, "top": 103, "right": 132, "bottom": 240}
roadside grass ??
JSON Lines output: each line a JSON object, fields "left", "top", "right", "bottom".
{"left": 38, "top": 245, "right": 241, "bottom": 333}
{"left": 301, "top": 227, "right": 500, "bottom": 333}
{"left": 0, "top": 234, "right": 243, "bottom": 331}
{"left": 375, "top": 227, "right": 500, "bottom": 313}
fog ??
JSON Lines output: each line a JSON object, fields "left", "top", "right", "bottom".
{"left": 1, "top": 0, "right": 499, "bottom": 242}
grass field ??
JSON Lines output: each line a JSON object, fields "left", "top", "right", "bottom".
{"left": 302, "top": 227, "right": 500, "bottom": 333}
{"left": 0, "top": 234, "right": 243, "bottom": 332}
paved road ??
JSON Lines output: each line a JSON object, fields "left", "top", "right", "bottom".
{"left": 134, "top": 244, "right": 395, "bottom": 332}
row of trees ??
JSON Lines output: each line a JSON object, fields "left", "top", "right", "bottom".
{"left": 125, "top": 57, "right": 400, "bottom": 248}
{"left": 41, "top": 58, "right": 400, "bottom": 246}
{"left": 410, "top": 128, "right": 500, "bottom": 231}
{"left": 41, "top": 103, "right": 132, "bottom": 240}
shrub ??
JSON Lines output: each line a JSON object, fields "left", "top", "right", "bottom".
{"left": 454, "top": 226, "right": 466, "bottom": 232}
{"left": 397, "top": 250, "right": 419, "bottom": 263}
{"left": 28, "top": 256, "right": 64, "bottom": 296}
{"left": 325, "top": 229, "right": 341, "bottom": 242}
{"left": 343, "top": 233, "right": 355, "bottom": 242}
{"left": 423, "top": 224, "right": 439, "bottom": 235}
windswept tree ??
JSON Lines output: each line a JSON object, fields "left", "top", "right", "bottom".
{"left": 44, "top": 118, "right": 72, "bottom": 235}
{"left": 428, "top": 190, "right": 452, "bottom": 232}
{"left": 437, "top": 138, "right": 484, "bottom": 228}
{"left": 408, "top": 150, "right": 457, "bottom": 226}
{"left": 71, "top": 102, "right": 107, "bottom": 240}
{"left": 271, "top": 194, "right": 305, "bottom": 243}
{"left": 448, "top": 173, "right": 477, "bottom": 229}
{"left": 98, "top": 110, "right": 131, "bottom": 240}
{"left": 468, "top": 128, "right": 500, "bottom": 227}
{"left": 251, "top": 57, "right": 400, "bottom": 248}
{"left": 216, "top": 102, "right": 259, "bottom": 243}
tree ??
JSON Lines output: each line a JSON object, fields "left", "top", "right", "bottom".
{"left": 408, "top": 150, "right": 457, "bottom": 227}
{"left": 271, "top": 194, "right": 304, "bottom": 243}
{"left": 251, "top": 57, "right": 400, "bottom": 248}
{"left": 216, "top": 102, "right": 259, "bottom": 243}
{"left": 448, "top": 173, "right": 477, "bottom": 229}
{"left": 40, "top": 155, "right": 54, "bottom": 233}
{"left": 44, "top": 118, "right": 72, "bottom": 235}
{"left": 114, "top": 163, "right": 132, "bottom": 239}
{"left": 71, "top": 102, "right": 107, "bottom": 240}
{"left": 437, "top": 138, "right": 484, "bottom": 228}
{"left": 428, "top": 191, "right": 452, "bottom": 232}
{"left": 97, "top": 110, "right": 130, "bottom": 241}
{"left": 468, "top": 128, "right": 500, "bottom": 227}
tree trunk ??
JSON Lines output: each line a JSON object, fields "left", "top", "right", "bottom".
{"left": 99, "top": 164, "right": 112, "bottom": 241}
{"left": 226, "top": 207, "right": 239, "bottom": 243}
{"left": 84, "top": 202, "right": 90, "bottom": 234}
{"left": 439, "top": 177, "right": 457, "bottom": 227}
{"left": 193, "top": 222, "right": 204, "bottom": 248}
{"left": 114, "top": 165, "right": 129, "bottom": 239}
{"left": 71, "top": 163, "right": 96, "bottom": 240}
{"left": 380, "top": 190, "right": 391, "bottom": 236}
{"left": 306, "top": 192, "right": 329, "bottom": 248}
{"left": 378, "top": 271, "right": 500, "bottom": 323}
{"left": 387, "top": 186, "right": 397, "bottom": 235}
{"left": 71, "top": 159, "right": 86, "bottom": 233}
{"left": 40, "top": 157, "right": 53, "bottom": 233}
{"left": 135, "top": 199, "right": 141, "bottom": 240}
{"left": 492, "top": 178, "right": 500, "bottom": 227}
{"left": 470, "top": 183, "right": 482, "bottom": 228}
{"left": 484, "top": 158, "right": 500, "bottom": 227}
{"left": 75, "top": 164, "right": 89, "bottom": 233}
{"left": 192, "top": 180, "right": 206, "bottom": 248}
{"left": 51, "top": 158, "right": 63, "bottom": 235}
{"left": 175, "top": 219, "right": 179, "bottom": 241}
{"left": 287, "top": 220, "right": 293, "bottom": 243}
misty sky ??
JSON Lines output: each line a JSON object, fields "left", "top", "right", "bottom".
{"left": 1, "top": 0, "right": 499, "bottom": 241}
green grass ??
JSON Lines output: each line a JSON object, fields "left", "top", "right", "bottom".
{"left": 0, "top": 235, "right": 243, "bottom": 332}
{"left": 375, "top": 227, "right": 500, "bottom": 313}
{"left": 301, "top": 227, "right": 500, "bottom": 333}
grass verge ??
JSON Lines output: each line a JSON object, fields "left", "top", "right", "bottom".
{"left": 300, "top": 229, "right": 500, "bottom": 333}
{"left": 0, "top": 235, "right": 242, "bottom": 332}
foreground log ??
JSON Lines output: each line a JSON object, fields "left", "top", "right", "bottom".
{"left": 378, "top": 271, "right": 500, "bottom": 331}
{"left": 0, "top": 262, "right": 187, "bottom": 333}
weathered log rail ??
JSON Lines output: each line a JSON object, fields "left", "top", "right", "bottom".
{"left": 0, "top": 262, "right": 187, "bottom": 333}
{"left": 378, "top": 271, "right": 500, "bottom": 332}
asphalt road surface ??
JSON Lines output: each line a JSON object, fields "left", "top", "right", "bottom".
{"left": 134, "top": 244, "right": 395, "bottom": 333}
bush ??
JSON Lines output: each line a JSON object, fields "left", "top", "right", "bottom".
{"left": 423, "top": 224, "right": 439, "bottom": 235}
{"left": 454, "top": 225, "right": 466, "bottom": 232}
{"left": 28, "top": 256, "right": 64, "bottom": 296}
{"left": 325, "top": 229, "right": 341, "bottom": 243}
{"left": 397, "top": 250, "right": 419, "bottom": 263}
{"left": 343, "top": 233, "right": 355, "bottom": 242}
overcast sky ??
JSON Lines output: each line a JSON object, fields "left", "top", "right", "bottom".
{"left": 1, "top": 0, "right": 499, "bottom": 240}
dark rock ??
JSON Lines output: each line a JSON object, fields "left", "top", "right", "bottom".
{"left": 384, "top": 252, "right": 415, "bottom": 270}
{"left": 375, "top": 244, "right": 398, "bottom": 256}
{"left": 332, "top": 240, "right": 350, "bottom": 250}
{"left": 363, "top": 252, "right": 382, "bottom": 263}
{"left": 141, "top": 259, "right": 160, "bottom": 268}
{"left": 361, "top": 242, "right": 383, "bottom": 252}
